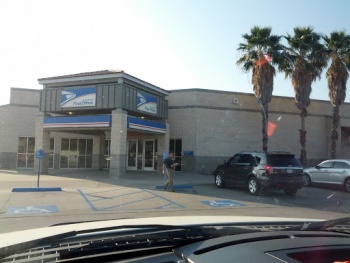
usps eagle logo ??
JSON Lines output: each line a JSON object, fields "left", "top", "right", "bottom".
{"left": 61, "top": 91, "right": 76, "bottom": 105}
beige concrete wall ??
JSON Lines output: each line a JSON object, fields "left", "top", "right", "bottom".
{"left": 10, "top": 88, "right": 40, "bottom": 106}
{"left": 168, "top": 89, "right": 350, "bottom": 172}
{"left": 0, "top": 105, "right": 39, "bottom": 152}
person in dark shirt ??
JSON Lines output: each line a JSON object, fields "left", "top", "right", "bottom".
{"left": 163, "top": 152, "right": 178, "bottom": 192}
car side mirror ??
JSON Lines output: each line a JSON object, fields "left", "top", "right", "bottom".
{"left": 315, "top": 165, "right": 320, "bottom": 169}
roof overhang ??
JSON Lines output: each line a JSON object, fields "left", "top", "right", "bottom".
{"left": 38, "top": 70, "right": 170, "bottom": 96}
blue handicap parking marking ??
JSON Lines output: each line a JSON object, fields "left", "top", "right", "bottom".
{"left": 200, "top": 200, "right": 246, "bottom": 207}
{"left": 7, "top": 205, "right": 58, "bottom": 215}
{"left": 78, "top": 188, "right": 185, "bottom": 212}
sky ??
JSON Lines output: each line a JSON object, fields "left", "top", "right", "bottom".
{"left": 0, "top": 0, "right": 350, "bottom": 106}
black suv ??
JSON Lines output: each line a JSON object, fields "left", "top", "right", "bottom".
{"left": 213, "top": 151, "right": 304, "bottom": 196}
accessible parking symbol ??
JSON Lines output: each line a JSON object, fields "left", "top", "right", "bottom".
{"left": 7, "top": 205, "right": 58, "bottom": 215}
{"left": 201, "top": 200, "right": 246, "bottom": 207}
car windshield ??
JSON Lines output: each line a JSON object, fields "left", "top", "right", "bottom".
{"left": 1, "top": 0, "right": 350, "bottom": 245}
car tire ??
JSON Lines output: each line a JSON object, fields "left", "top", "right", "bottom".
{"left": 215, "top": 173, "right": 224, "bottom": 188}
{"left": 303, "top": 174, "right": 312, "bottom": 187}
{"left": 248, "top": 177, "right": 260, "bottom": 196}
{"left": 284, "top": 188, "right": 298, "bottom": 196}
{"left": 344, "top": 178, "right": 350, "bottom": 193}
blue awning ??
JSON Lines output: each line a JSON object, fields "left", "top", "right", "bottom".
{"left": 44, "top": 115, "right": 111, "bottom": 128}
{"left": 127, "top": 116, "right": 166, "bottom": 133}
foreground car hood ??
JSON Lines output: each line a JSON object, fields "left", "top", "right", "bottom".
{"left": 0, "top": 216, "right": 319, "bottom": 249}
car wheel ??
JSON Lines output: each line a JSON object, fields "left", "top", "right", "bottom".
{"left": 215, "top": 173, "right": 224, "bottom": 188}
{"left": 284, "top": 188, "right": 298, "bottom": 196}
{"left": 303, "top": 174, "right": 311, "bottom": 187}
{"left": 344, "top": 178, "right": 350, "bottom": 193}
{"left": 248, "top": 177, "right": 260, "bottom": 196}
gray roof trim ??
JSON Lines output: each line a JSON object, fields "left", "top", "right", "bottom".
{"left": 169, "top": 88, "right": 335, "bottom": 104}
{"left": 38, "top": 70, "right": 170, "bottom": 96}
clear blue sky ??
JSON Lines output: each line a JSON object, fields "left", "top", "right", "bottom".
{"left": 1, "top": 0, "right": 349, "bottom": 106}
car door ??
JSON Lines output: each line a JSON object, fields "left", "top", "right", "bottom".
{"left": 329, "top": 161, "right": 349, "bottom": 185}
{"left": 311, "top": 161, "right": 334, "bottom": 183}
{"left": 221, "top": 154, "right": 241, "bottom": 185}
{"left": 234, "top": 154, "right": 254, "bottom": 186}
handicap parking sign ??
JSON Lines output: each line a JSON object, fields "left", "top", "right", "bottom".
{"left": 36, "top": 149, "right": 45, "bottom": 159}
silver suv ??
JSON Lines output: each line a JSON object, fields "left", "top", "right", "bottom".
{"left": 213, "top": 151, "right": 304, "bottom": 196}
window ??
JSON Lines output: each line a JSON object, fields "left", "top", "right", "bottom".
{"left": 229, "top": 154, "right": 241, "bottom": 165}
{"left": 49, "top": 138, "right": 54, "bottom": 169}
{"left": 60, "top": 138, "right": 93, "bottom": 168}
{"left": 104, "top": 139, "right": 111, "bottom": 169}
{"left": 334, "top": 162, "right": 350, "bottom": 169}
{"left": 268, "top": 154, "right": 302, "bottom": 167}
{"left": 170, "top": 139, "right": 182, "bottom": 171}
{"left": 239, "top": 154, "right": 252, "bottom": 164}
{"left": 17, "top": 137, "right": 35, "bottom": 168}
{"left": 318, "top": 161, "right": 333, "bottom": 169}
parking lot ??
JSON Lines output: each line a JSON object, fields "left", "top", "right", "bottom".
{"left": 0, "top": 169, "right": 349, "bottom": 234}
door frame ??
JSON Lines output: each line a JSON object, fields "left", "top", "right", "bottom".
{"left": 143, "top": 139, "right": 155, "bottom": 171}
{"left": 126, "top": 139, "right": 156, "bottom": 171}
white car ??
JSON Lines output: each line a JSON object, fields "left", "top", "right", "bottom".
{"left": 303, "top": 159, "right": 350, "bottom": 192}
{"left": 2, "top": 216, "right": 350, "bottom": 263}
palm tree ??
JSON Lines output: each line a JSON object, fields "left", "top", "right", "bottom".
{"left": 324, "top": 31, "right": 350, "bottom": 158}
{"left": 236, "top": 26, "right": 283, "bottom": 152}
{"left": 279, "top": 27, "right": 327, "bottom": 165}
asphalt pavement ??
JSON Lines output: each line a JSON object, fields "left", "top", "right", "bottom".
{"left": 0, "top": 169, "right": 349, "bottom": 234}
{"left": 0, "top": 169, "right": 214, "bottom": 233}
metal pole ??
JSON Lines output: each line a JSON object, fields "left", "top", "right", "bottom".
{"left": 37, "top": 159, "right": 41, "bottom": 188}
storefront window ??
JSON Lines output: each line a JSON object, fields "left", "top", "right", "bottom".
{"left": 60, "top": 138, "right": 93, "bottom": 168}
{"left": 170, "top": 139, "right": 182, "bottom": 171}
{"left": 49, "top": 138, "right": 54, "bottom": 169}
{"left": 104, "top": 139, "right": 111, "bottom": 169}
{"left": 17, "top": 137, "right": 35, "bottom": 168}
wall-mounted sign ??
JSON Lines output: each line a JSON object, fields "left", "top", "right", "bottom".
{"left": 61, "top": 87, "right": 96, "bottom": 108}
{"left": 137, "top": 92, "right": 157, "bottom": 114}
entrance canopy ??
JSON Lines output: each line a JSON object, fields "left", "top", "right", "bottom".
{"left": 43, "top": 115, "right": 166, "bottom": 134}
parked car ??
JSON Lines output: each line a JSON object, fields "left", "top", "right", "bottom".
{"left": 303, "top": 159, "right": 350, "bottom": 192}
{"left": 213, "top": 151, "right": 304, "bottom": 196}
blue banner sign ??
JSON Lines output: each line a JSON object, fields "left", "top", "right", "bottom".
{"left": 137, "top": 92, "right": 157, "bottom": 114}
{"left": 61, "top": 87, "right": 96, "bottom": 108}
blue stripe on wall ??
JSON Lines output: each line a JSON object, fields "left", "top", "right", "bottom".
{"left": 127, "top": 116, "right": 166, "bottom": 133}
{"left": 44, "top": 115, "right": 111, "bottom": 127}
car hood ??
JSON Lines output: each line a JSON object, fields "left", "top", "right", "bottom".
{"left": 0, "top": 216, "right": 320, "bottom": 249}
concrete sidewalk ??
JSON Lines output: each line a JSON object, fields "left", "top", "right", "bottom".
{"left": 0, "top": 169, "right": 213, "bottom": 190}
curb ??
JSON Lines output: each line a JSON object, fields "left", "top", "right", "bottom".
{"left": 12, "top": 187, "right": 62, "bottom": 192}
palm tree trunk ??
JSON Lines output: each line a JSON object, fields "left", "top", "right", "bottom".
{"left": 331, "top": 104, "right": 340, "bottom": 159}
{"left": 262, "top": 104, "right": 268, "bottom": 153}
{"left": 300, "top": 109, "right": 307, "bottom": 165}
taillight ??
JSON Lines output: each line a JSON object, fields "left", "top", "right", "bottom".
{"left": 264, "top": 165, "right": 273, "bottom": 174}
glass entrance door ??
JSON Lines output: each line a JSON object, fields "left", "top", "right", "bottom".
{"left": 127, "top": 140, "right": 137, "bottom": 170}
{"left": 144, "top": 140, "right": 154, "bottom": 171}
{"left": 127, "top": 139, "right": 155, "bottom": 171}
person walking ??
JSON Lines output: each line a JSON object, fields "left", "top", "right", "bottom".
{"left": 163, "top": 152, "right": 178, "bottom": 192}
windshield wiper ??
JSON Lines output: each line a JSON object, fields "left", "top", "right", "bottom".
{"left": 285, "top": 217, "right": 350, "bottom": 232}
